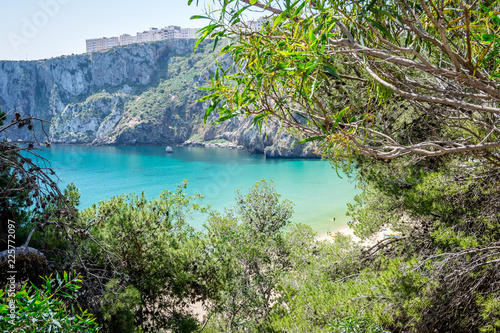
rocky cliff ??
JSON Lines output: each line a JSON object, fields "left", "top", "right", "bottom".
{"left": 0, "top": 39, "right": 318, "bottom": 158}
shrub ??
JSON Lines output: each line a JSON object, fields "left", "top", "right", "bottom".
{"left": 0, "top": 272, "right": 99, "bottom": 332}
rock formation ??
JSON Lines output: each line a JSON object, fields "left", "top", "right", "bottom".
{"left": 0, "top": 39, "right": 319, "bottom": 158}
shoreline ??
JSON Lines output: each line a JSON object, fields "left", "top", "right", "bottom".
{"left": 316, "top": 225, "right": 400, "bottom": 246}
{"left": 46, "top": 142, "right": 323, "bottom": 160}
{"left": 316, "top": 225, "right": 361, "bottom": 242}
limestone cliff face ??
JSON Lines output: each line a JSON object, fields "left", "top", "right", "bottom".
{"left": 0, "top": 40, "right": 171, "bottom": 119}
{"left": 185, "top": 115, "right": 318, "bottom": 158}
{"left": 0, "top": 39, "right": 318, "bottom": 158}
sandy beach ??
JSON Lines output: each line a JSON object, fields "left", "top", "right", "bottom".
{"left": 316, "top": 225, "right": 398, "bottom": 246}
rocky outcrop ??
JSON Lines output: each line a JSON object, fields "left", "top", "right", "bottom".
{"left": 184, "top": 115, "right": 320, "bottom": 158}
{"left": 264, "top": 137, "right": 318, "bottom": 159}
{"left": 0, "top": 40, "right": 319, "bottom": 158}
{"left": 49, "top": 93, "right": 126, "bottom": 143}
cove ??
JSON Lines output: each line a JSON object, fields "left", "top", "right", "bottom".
{"left": 39, "top": 145, "right": 359, "bottom": 232}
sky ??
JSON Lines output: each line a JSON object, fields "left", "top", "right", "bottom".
{"left": 0, "top": 0, "right": 214, "bottom": 61}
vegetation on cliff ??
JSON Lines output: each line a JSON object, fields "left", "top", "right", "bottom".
{"left": 49, "top": 40, "right": 218, "bottom": 145}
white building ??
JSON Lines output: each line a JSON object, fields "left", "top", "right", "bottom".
{"left": 119, "top": 34, "right": 136, "bottom": 46}
{"left": 86, "top": 39, "right": 99, "bottom": 52}
{"left": 106, "top": 37, "right": 119, "bottom": 48}
{"left": 149, "top": 28, "right": 162, "bottom": 41}
{"left": 86, "top": 37, "right": 119, "bottom": 52}
{"left": 136, "top": 31, "right": 150, "bottom": 43}
{"left": 86, "top": 25, "right": 199, "bottom": 53}
{"left": 160, "top": 25, "right": 181, "bottom": 40}
{"left": 248, "top": 18, "right": 268, "bottom": 31}
{"left": 179, "top": 28, "right": 198, "bottom": 39}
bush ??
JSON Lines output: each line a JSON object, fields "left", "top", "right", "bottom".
{"left": 330, "top": 312, "right": 390, "bottom": 333}
{"left": 0, "top": 272, "right": 99, "bottom": 332}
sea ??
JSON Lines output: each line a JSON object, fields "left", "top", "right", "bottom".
{"left": 37, "top": 145, "right": 359, "bottom": 233}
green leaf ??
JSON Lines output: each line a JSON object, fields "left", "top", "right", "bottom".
{"left": 217, "top": 113, "right": 238, "bottom": 123}
{"left": 322, "top": 64, "right": 341, "bottom": 79}
{"left": 481, "top": 34, "right": 497, "bottom": 42}
{"left": 252, "top": 113, "right": 267, "bottom": 125}
{"left": 333, "top": 107, "right": 349, "bottom": 128}
{"left": 190, "top": 15, "right": 209, "bottom": 20}
{"left": 273, "top": 10, "right": 287, "bottom": 30}
{"left": 366, "top": 17, "right": 395, "bottom": 42}
{"left": 230, "top": 6, "right": 251, "bottom": 25}
{"left": 204, "top": 102, "right": 217, "bottom": 124}
{"left": 293, "top": 1, "right": 306, "bottom": 17}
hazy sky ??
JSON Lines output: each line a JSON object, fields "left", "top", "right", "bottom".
{"left": 0, "top": 0, "right": 213, "bottom": 61}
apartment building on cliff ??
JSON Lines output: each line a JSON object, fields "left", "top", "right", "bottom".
{"left": 86, "top": 36, "right": 119, "bottom": 53}
{"left": 86, "top": 26, "right": 199, "bottom": 53}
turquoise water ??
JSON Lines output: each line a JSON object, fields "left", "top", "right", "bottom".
{"left": 38, "top": 145, "right": 359, "bottom": 232}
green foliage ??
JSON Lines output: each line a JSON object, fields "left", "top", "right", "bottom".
{"left": 6, "top": 131, "right": 499, "bottom": 333}
{"left": 23, "top": 183, "right": 81, "bottom": 273}
{"left": 0, "top": 159, "right": 32, "bottom": 247}
{"left": 0, "top": 273, "right": 99, "bottom": 332}
{"left": 330, "top": 312, "right": 390, "bottom": 333}
{"left": 0, "top": 107, "right": 33, "bottom": 246}
{"left": 204, "top": 180, "right": 295, "bottom": 331}
{"left": 100, "top": 280, "right": 140, "bottom": 333}
{"left": 478, "top": 295, "right": 500, "bottom": 333}
{"left": 190, "top": 0, "right": 500, "bottom": 166}
{"left": 79, "top": 181, "right": 206, "bottom": 331}
{"left": 343, "top": 150, "right": 500, "bottom": 332}
{"left": 235, "top": 179, "right": 294, "bottom": 234}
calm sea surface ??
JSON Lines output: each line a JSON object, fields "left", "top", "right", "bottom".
{"left": 38, "top": 145, "right": 359, "bottom": 233}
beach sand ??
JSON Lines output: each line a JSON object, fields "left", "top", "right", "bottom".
{"left": 316, "top": 225, "right": 398, "bottom": 247}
